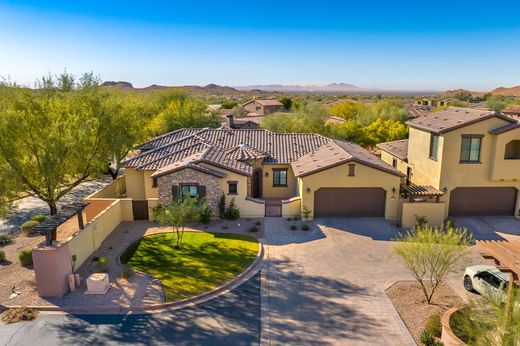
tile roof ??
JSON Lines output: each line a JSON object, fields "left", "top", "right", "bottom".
{"left": 376, "top": 139, "right": 409, "bottom": 161}
{"left": 489, "top": 122, "right": 520, "bottom": 135}
{"left": 291, "top": 140, "right": 404, "bottom": 178}
{"left": 503, "top": 105, "right": 520, "bottom": 116}
{"left": 130, "top": 128, "right": 401, "bottom": 179}
{"left": 406, "top": 107, "right": 515, "bottom": 134}
{"left": 137, "top": 128, "right": 205, "bottom": 151}
{"left": 244, "top": 99, "right": 283, "bottom": 107}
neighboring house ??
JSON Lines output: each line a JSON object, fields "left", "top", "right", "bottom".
{"left": 221, "top": 114, "right": 261, "bottom": 129}
{"left": 123, "top": 127, "right": 404, "bottom": 220}
{"left": 242, "top": 99, "right": 285, "bottom": 116}
{"left": 414, "top": 98, "right": 452, "bottom": 110}
{"left": 503, "top": 105, "right": 520, "bottom": 120}
{"left": 378, "top": 107, "right": 520, "bottom": 218}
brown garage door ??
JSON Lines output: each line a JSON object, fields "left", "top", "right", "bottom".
{"left": 314, "top": 188, "right": 386, "bottom": 217}
{"left": 449, "top": 187, "right": 518, "bottom": 216}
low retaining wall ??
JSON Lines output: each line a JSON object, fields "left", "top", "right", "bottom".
{"left": 281, "top": 197, "right": 301, "bottom": 218}
{"left": 441, "top": 307, "right": 466, "bottom": 346}
{"left": 400, "top": 201, "right": 446, "bottom": 228}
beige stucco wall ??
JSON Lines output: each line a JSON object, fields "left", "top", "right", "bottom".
{"left": 401, "top": 201, "right": 446, "bottom": 229}
{"left": 298, "top": 162, "right": 402, "bottom": 220}
{"left": 282, "top": 197, "right": 301, "bottom": 217}
{"left": 32, "top": 242, "right": 73, "bottom": 297}
{"left": 86, "top": 176, "right": 126, "bottom": 199}
{"left": 125, "top": 168, "right": 146, "bottom": 199}
{"left": 407, "top": 127, "right": 444, "bottom": 187}
{"left": 144, "top": 170, "right": 158, "bottom": 199}
{"left": 262, "top": 164, "right": 298, "bottom": 199}
{"left": 380, "top": 150, "right": 408, "bottom": 175}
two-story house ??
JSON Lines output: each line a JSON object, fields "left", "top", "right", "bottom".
{"left": 378, "top": 107, "right": 520, "bottom": 218}
{"left": 242, "top": 99, "right": 285, "bottom": 116}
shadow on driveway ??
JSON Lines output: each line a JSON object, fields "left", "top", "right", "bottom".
{"left": 314, "top": 217, "right": 400, "bottom": 241}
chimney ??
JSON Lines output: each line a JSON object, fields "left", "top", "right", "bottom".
{"left": 226, "top": 114, "right": 234, "bottom": 128}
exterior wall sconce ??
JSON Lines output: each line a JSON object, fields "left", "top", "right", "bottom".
{"left": 392, "top": 187, "right": 397, "bottom": 194}
{"left": 306, "top": 187, "right": 311, "bottom": 193}
{"left": 265, "top": 172, "right": 269, "bottom": 177}
{"left": 443, "top": 187, "right": 448, "bottom": 193}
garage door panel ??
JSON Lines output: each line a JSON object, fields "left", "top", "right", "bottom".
{"left": 449, "top": 187, "right": 517, "bottom": 216}
{"left": 314, "top": 188, "right": 386, "bottom": 217}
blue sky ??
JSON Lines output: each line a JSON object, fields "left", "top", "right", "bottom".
{"left": 1, "top": 1, "right": 519, "bottom": 90}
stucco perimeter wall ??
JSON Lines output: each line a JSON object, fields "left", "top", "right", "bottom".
{"left": 298, "top": 162, "right": 402, "bottom": 220}
{"left": 86, "top": 176, "right": 126, "bottom": 199}
{"left": 401, "top": 201, "right": 447, "bottom": 229}
{"left": 282, "top": 197, "right": 301, "bottom": 217}
{"left": 380, "top": 150, "right": 408, "bottom": 176}
{"left": 67, "top": 199, "right": 123, "bottom": 269}
{"left": 125, "top": 168, "right": 146, "bottom": 199}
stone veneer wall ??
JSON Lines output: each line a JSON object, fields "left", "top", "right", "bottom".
{"left": 157, "top": 168, "right": 223, "bottom": 216}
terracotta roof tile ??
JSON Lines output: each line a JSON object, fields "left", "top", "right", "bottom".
{"left": 489, "top": 122, "right": 520, "bottom": 135}
{"left": 406, "top": 107, "right": 515, "bottom": 134}
{"left": 376, "top": 139, "right": 409, "bottom": 161}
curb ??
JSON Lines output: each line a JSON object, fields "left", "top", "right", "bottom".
{"left": 5, "top": 237, "right": 265, "bottom": 315}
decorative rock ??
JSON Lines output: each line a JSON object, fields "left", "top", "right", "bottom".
{"left": 84, "top": 273, "right": 110, "bottom": 295}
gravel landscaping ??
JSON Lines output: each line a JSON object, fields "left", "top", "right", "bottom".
{"left": 386, "top": 281, "right": 464, "bottom": 344}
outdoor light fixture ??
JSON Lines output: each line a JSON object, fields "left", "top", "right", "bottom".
{"left": 390, "top": 195, "right": 396, "bottom": 201}
{"left": 443, "top": 187, "right": 448, "bottom": 193}
{"left": 392, "top": 187, "right": 397, "bottom": 194}
{"left": 265, "top": 172, "right": 269, "bottom": 177}
{"left": 306, "top": 187, "right": 311, "bottom": 193}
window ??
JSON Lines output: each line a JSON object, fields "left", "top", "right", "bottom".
{"left": 228, "top": 181, "right": 238, "bottom": 195}
{"left": 181, "top": 185, "right": 199, "bottom": 198}
{"left": 273, "top": 169, "right": 288, "bottom": 187}
{"left": 429, "top": 134, "right": 439, "bottom": 160}
{"left": 460, "top": 136, "right": 482, "bottom": 163}
{"left": 504, "top": 140, "right": 520, "bottom": 160}
{"left": 152, "top": 177, "right": 158, "bottom": 188}
{"left": 256, "top": 106, "right": 261, "bottom": 111}
{"left": 348, "top": 164, "right": 355, "bottom": 176}
{"left": 392, "top": 158, "right": 397, "bottom": 168}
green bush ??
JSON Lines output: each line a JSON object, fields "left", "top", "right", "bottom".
{"left": 120, "top": 263, "right": 134, "bottom": 278}
{"left": 18, "top": 249, "right": 33, "bottom": 266}
{"left": 0, "top": 250, "right": 5, "bottom": 263}
{"left": 420, "top": 330, "right": 434, "bottom": 346}
{"left": 20, "top": 220, "right": 40, "bottom": 235}
{"left": 290, "top": 224, "right": 297, "bottom": 231}
{"left": 97, "top": 257, "right": 109, "bottom": 273}
{"left": 218, "top": 194, "right": 226, "bottom": 219}
{"left": 198, "top": 199, "right": 211, "bottom": 224}
{"left": 248, "top": 226, "right": 259, "bottom": 233}
{"left": 0, "top": 233, "right": 12, "bottom": 246}
{"left": 224, "top": 198, "right": 240, "bottom": 220}
{"left": 301, "top": 223, "right": 310, "bottom": 231}
{"left": 425, "top": 313, "right": 442, "bottom": 338}
{"left": 31, "top": 215, "right": 47, "bottom": 223}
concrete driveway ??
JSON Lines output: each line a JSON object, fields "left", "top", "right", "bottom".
{"left": 451, "top": 216, "right": 520, "bottom": 241}
{"left": 263, "top": 217, "right": 416, "bottom": 345}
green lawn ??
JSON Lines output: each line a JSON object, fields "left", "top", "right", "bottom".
{"left": 120, "top": 232, "right": 258, "bottom": 301}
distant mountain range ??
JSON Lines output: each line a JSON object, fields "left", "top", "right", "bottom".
{"left": 100, "top": 81, "right": 243, "bottom": 95}
{"left": 444, "top": 85, "right": 520, "bottom": 97}
{"left": 234, "top": 83, "right": 370, "bottom": 93}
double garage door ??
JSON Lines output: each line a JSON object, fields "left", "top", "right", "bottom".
{"left": 314, "top": 188, "right": 386, "bottom": 217}
{"left": 449, "top": 187, "right": 518, "bottom": 216}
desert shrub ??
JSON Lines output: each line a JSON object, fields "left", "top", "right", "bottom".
{"left": 0, "top": 307, "right": 39, "bottom": 324}
{"left": 31, "top": 215, "right": 47, "bottom": 223}
{"left": 302, "top": 206, "right": 312, "bottom": 219}
{"left": 0, "top": 233, "right": 12, "bottom": 246}
{"left": 248, "top": 226, "right": 259, "bottom": 233}
{"left": 415, "top": 215, "right": 428, "bottom": 228}
{"left": 120, "top": 264, "right": 134, "bottom": 278}
{"left": 20, "top": 220, "right": 39, "bottom": 235}
{"left": 18, "top": 249, "right": 33, "bottom": 266}
{"left": 224, "top": 198, "right": 240, "bottom": 220}
{"left": 420, "top": 330, "right": 434, "bottom": 346}
{"left": 218, "top": 194, "right": 226, "bottom": 219}
{"left": 0, "top": 250, "right": 5, "bottom": 263}
{"left": 290, "top": 224, "right": 297, "bottom": 231}
{"left": 425, "top": 313, "right": 442, "bottom": 338}
{"left": 301, "top": 223, "right": 310, "bottom": 231}
{"left": 97, "top": 257, "right": 109, "bottom": 273}
{"left": 198, "top": 199, "right": 211, "bottom": 224}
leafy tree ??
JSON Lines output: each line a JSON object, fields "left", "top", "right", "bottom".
{"left": 325, "top": 120, "right": 368, "bottom": 146}
{"left": 262, "top": 103, "right": 327, "bottom": 133}
{"left": 0, "top": 72, "right": 127, "bottom": 215}
{"left": 230, "top": 105, "right": 248, "bottom": 117}
{"left": 393, "top": 223, "right": 473, "bottom": 304}
{"left": 486, "top": 96, "right": 508, "bottom": 112}
{"left": 364, "top": 118, "right": 408, "bottom": 146}
{"left": 154, "top": 197, "right": 205, "bottom": 248}
{"left": 452, "top": 91, "right": 474, "bottom": 102}
{"left": 278, "top": 96, "right": 293, "bottom": 111}
{"left": 221, "top": 99, "right": 237, "bottom": 109}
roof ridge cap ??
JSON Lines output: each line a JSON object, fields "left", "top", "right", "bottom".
{"left": 135, "top": 141, "right": 207, "bottom": 170}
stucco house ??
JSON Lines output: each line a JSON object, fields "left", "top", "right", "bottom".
{"left": 242, "top": 99, "right": 285, "bottom": 116}
{"left": 123, "top": 127, "right": 404, "bottom": 220}
{"left": 378, "top": 107, "right": 520, "bottom": 219}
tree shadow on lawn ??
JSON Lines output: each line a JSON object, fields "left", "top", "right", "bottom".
{"left": 267, "top": 258, "right": 384, "bottom": 345}
{"left": 51, "top": 272, "right": 262, "bottom": 346}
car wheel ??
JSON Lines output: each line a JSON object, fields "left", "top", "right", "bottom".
{"left": 464, "top": 275, "right": 474, "bottom": 292}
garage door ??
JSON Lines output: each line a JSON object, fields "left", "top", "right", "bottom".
{"left": 314, "top": 188, "right": 386, "bottom": 217}
{"left": 449, "top": 187, "right": 518, "bottom": 216}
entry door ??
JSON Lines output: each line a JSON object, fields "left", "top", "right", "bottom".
{"left": 132, "top": 200, "right": 149, "bottom": 220}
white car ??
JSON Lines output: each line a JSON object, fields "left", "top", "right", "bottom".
{"left": 463, "top": 265, "right": 510, "bottom": 297}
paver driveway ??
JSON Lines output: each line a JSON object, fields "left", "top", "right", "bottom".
{"left": 263, "top": 217, "right": 415, "bottom": 346}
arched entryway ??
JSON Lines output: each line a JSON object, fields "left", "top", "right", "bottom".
{"left": 252, "top": 169, "right": 263, "bottom": 198}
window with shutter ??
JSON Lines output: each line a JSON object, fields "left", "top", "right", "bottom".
{"left": 198, "top": 185, "right": 206, "bottom": 198}
{"left": 172, "top": 185, "right": 179, "bottom": 201}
